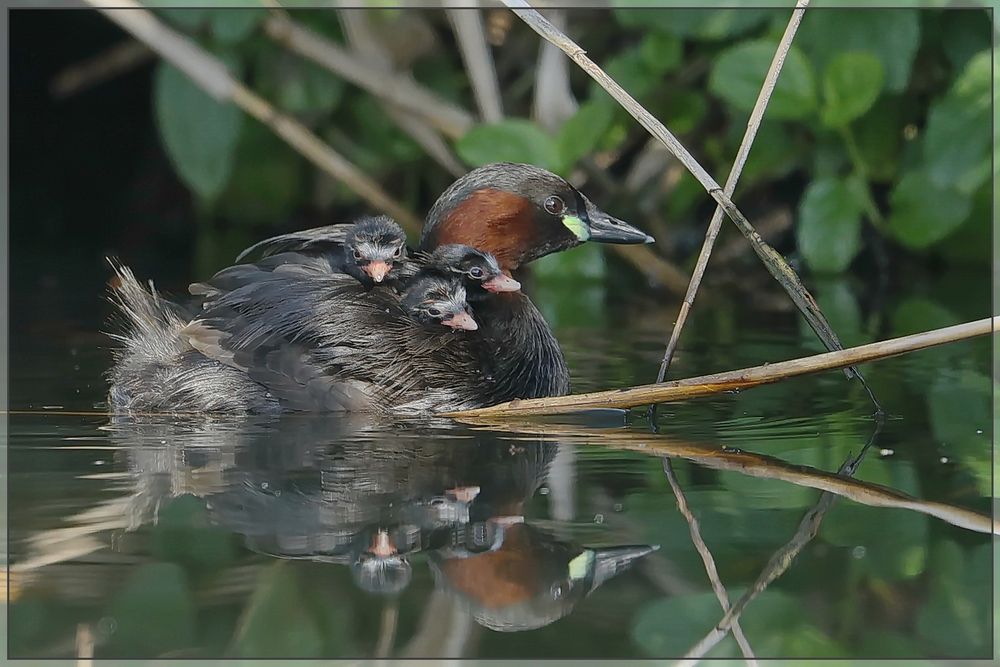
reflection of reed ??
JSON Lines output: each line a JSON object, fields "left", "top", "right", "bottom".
{"left": 469, "top": 421, "right": 997, "bottom": 535}
{"left": 678, "top": 436, "right": 875, "bottom": 664}
{"left": 662, "top": 459, "right": 756, "bottom": 665}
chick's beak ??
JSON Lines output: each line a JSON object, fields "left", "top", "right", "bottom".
{"left": 364, "top": 261, "right": 391, "bottom": 283}
{"left": 482, "top": 273, "right": 521, "bottom": 293}
{"left": 584, "top": 197, "right": 655, "bottom": 245}
{"left": 442, "top": 310, "right": 479, "bottom": 331}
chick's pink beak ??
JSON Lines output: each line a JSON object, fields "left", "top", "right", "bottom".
{"left": 442, "top": 310, "right": 479, "bottom": 331}
{"left": 364, "top": 261, "right": 391, "bottom": 283}
{"left": 482, "top": 273, "right": 521, "bottom": 293}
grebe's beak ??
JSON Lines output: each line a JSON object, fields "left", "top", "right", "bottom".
{"left": 584, "top": 198, "right": 655, "bottom": 244}
{"left": 482, "top": 273, "right": 521, "bottom": 293}
{"left": 369, "top": 530, "right": 397, "bottom": 558}
{"left": 364, "top": 261, "right": 392, "bottom": 283}
{"left": 442, "top": 310, "right": 479, "bottom": 331}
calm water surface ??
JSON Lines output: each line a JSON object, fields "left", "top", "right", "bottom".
{"left": 6, "top": 255, "right": 994, "bottom": 659}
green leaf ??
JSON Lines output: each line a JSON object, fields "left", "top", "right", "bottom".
{"left": 150, "top": 494, "right": 239, "bottom": 574}
{"left": 709, "top": 40, "right": 816, "bottom": 120}
{"left": 740, "top": 121, "right": 802, "bottom": 185}
{"left": 822, "top": 506, "right": 928, "bottom": 580}
{"left": 633, "top": 589, "right": 845, "bottom": 658}
{"left": 798, "top": 10, "right": 920, "bottom": 93}
{"left": 887, "top": 170, "right": 972, "bottom": 249}
{"left": 614, "top": 7, "right": 773, "bottom": 40}
{"left": 938, "top": 183, "right": 991, "bottom": 264}
{"left": 556, "top": 100, "right": 615, "bottom": 171}
{"left": 940, "top": 9, "right": 991, "bottom": 71}
{"left": 797, "top": 177, "right": 863, "bottom": 273}
{"left": 807, "top": 278, "right": 870, "bottom": 348}
{"left": 154, "top": 62, "right": 243, "bottom": 200}
{"left": 639, "top": 32, "right": 683, "bottom": 74}
{"left": 233, "top": 562, "right": 325, "bottom": 657}
{"left": 916, "top": 541, "right": 992, "bottom": 657}
{"left": 662, "top": 90, "right": 708, "bottom": 136}
{"left": 852, "top": 97, "right": 903, "bottom": 182}
{"left": 218, "top": 123, "right": 303, "bottom": 225}
{"left": 821, "top": 52, "right": 884, "bottom": 127}
{"left": 456, "top": 120, "right": 559, "bottom": 172}
{"left": 599, "top": 47, "right": 658, "bottom": 100}
{"left": 105, "top": 563, "right": 195, "bottom": 656}
{"left": 890, "top": 297, "right": 958, "bottom": 337}
{"left": 208, "top": 8, "right": 264, "bottom": 44}
{"left": 928, "top": 370, "right": 991, "bottom": 445}
{"left": 154, "top": 7, "right": 211, "bottom": 31}
{"left": 922, "top": 50, "right": 990, "bottom": 195}
{"left": 273, "top": 60, "right": 346, "bottom": 115}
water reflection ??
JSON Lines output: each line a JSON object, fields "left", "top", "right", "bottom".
{"left": 110, "top": 416, "right": 657, "bottom": 633}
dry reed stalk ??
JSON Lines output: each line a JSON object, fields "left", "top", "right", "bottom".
{"left": 654, "top": 0, "right": 810, "bottom": 384}
{"left": 87, "top": 0, "right": 422, "bottom": 234}
{"left": 50, "top": 39, "right": 153, "bottom": 99}
{"left": 446, "top": 316, "right": 996, "bottom": 418}
{"left": 502, "top": 1, "right": 857, "bottom": 387}
{"left": 445, "top": 4, "right": 505, "bottom": 122}
{"left": 262, "top": 7, "right": 474, "bottom": 140}
{"left": 335, "top": 7, "right": 466, "bottom": 177}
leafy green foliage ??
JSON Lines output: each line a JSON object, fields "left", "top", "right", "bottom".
{"left": 556, "top": 101, "right": 616, "bottom": 172}
{"left": 921, "top": 50, "right": 990, "bottom": 195}
{"left": 145, "top": 6, "right": 989, "bottom": 274}
{"left": 633, "top": 589, "right": 845, "bottom": 657}
{"left": 457, "top": 120, "right": 560, "bottom": 172}
{"left": 154, "top": 62, "right": 243, "bottom": 201}
{"left": 615, "top": 7, "right": 774, "bottom": 41}
{"left": 797, "top": 9, "right": 920, "bottom": 93}
{"left": 150, "top": 495, "right": 240, "bottom": 575}
{"left": 104, "top": 563, "right": 196, "bottom": 656}
{"left": 709, "top": 40, "right": 817, "bottom": 120}
{"left": 820, "top": 52, "right": 884, "bottom": 128}
{"left": 822, "top": 504, "right": 929, "bottom": 581}
{"left": 916, "top": 542, "right": 992, "bottom": 657}
{"left": 887, "top": 170, "right": 972, "bottom": 249}
{"left": 232, "top": 563, "right": 325, "bottom": 657}
{"left": 232, "top": 562, "right": 358, "bottom": 657}
{"left": 797, "top": 177, "right": 864, "bottom": 272}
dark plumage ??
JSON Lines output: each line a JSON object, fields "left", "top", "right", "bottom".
{"left": 107, "top": 163, "right": 654, "bottom": 414}
{"left": 234, "top": 215, "right": 408, "bottom": 288}
{"left": 418, "top": 244, "right": 520, "bottom": 299}
{"left": 400, "top": 273, "right": 478, "bottom": 331}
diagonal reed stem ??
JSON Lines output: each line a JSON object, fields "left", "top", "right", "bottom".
{"left": 663, "top": 459, "right": 757, "bottom": 665}
{"left": 87, "top": 0, "right": 423, "bottom": 235}
{"left": 503, "top": 1, "right": 871, "bottom": 402}
{"left": 654, "top": 1, "right": 810, "bottom": 387}
{"left": 445, "top": 317, "right": 995, "bottom": 418}
{"left": 677, "top": 432, "right": 877, "bottom": 665}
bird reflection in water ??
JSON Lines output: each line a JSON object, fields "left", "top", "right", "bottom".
{"left": 111, "top": 416, "right": 658, "bottom": 633}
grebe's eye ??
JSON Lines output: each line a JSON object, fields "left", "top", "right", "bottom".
{"left": 427, "top": 307, "right": 442, "bottom": 318}
{"left": 353, "top": 249, "right": 363, "bottom": 260}
{"left": 544, "top": 195, "right": 566, "bottom": 215}
{"left": 469, "top": 266, "right": 484, "bottom": 279}
{"left": 392, "top": 246, "right": 403, "bottom": 259}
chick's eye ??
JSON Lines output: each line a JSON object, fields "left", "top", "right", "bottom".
{"left": 469, "top": 267, "right": 484, "bottom": 279}
{"left": 353, "top": 249, "right": 363, "bottom": 260}
{"left": 427, "top": 307, "right": 442, "bottom": 318}
{"left": 392, "top": 246, "right": 403, "bottom": 259}
{"left": 544, "top": 195, "right": 565, "bottom": 215}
